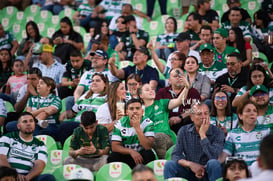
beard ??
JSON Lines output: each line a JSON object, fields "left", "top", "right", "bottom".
{"left": 20, "top": 129, "right": 34, "bottom": 135}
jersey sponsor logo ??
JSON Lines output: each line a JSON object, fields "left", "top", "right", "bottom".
{"left": 235, "top": 136, "right": 241, "bottom": 141}
{"left": 256, "top": 132, "right": 262, "bottom": 140}
{"left": 154, "top": 105, "right": 159, "bottom": 111}
{"left": 10, "top": 148, "right": 34, "bottom": 160}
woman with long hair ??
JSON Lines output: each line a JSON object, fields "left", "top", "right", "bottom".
{"left": 0, "top": 48, "right": 12, "bottom": 92}
{"left": 222, "top": 158, "right": 250, "bottom": 181}
{"left": 126, "top": 73, "right": 142, "bottom": 101}
{"left": 227, "top": 27, "right": 252, "bottom": 67}
{"left": 96, "top": 81, "right": 127, "bottom": 133}
{"left": 17, "top": 21, "right": 42, "bottom": 56}
{"left": 232, "top": 64, "right": 273, "bottom": 107}
{"left": 52, "top": 16, "right": 84, "bottom": 64}
{"left": 210, "top": 90, "right": 238, "bottom": 135}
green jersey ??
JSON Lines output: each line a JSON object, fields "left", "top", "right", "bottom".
{"left": 144, "top": 99, "right": 171, "bottom": 135}
{"left": 0, "top": 31, "right": 16, "bottom": 50}
{"left": 221, "top": 21, "right": 252, "bottom": 38}
{"left": 72, "top": 93, "right": 107, "bottom": 122}
{"left": 257, "top": 105, "right": 273, "bottom": 130}
{"left": 223, "top": 125, "right": 270, "bottom": 166}
{"left": 213, "top": 46, "right": 239, "bottom": 64}
{"left": 112, "top": 116, "right": 154, "bottom": 152}
{"left": 27, "top": 93, "right": 61, "bottom": 124}
{"left": 0, "top": 132, "right": 47, "bottom": 174}
{"left": 77, "top": 3, "right": 94, "bottom": 17}
{"left": 199, "top": 61, "right": 227, "bottom": 82}
{"left": 0, "top": 98, "right": 7, "bottom": 118}
{"left": 156, "top": 33, "right": 178, "bottom": 46}
{"left": 210, "top": 113, "right": 239, "bottom": 132}
{"left": 186, "top": 30, "right": 200, "bottom": 41}
{"left": 236, "top": 86, "right": 273, "bottom": 104}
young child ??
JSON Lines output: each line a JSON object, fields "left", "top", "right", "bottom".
{"left": 5, "top": 59, "right": 27, "bottom": 101}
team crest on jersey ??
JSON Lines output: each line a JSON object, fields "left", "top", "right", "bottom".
{"left": 154, "top": 105, "right": 159, "bottom": 111}
{"left": 265, "top": 116, "right": 271, "bottom": 124}
{"left": 22, "top": 143, "right": 27, "bottom": 150}
{"left": 256, "top": 132, "right": 262, "bottom": 139}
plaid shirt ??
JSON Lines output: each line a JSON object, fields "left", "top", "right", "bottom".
{"left": 33, "top": 59, "right": 65, "bottom": 84}
{"left": 172, "top": 123, "right": 225, "bottom": 165}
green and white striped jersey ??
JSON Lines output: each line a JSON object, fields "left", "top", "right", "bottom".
{"left": 27, "top": 93, "right": 61, "bottom": 124}
{"left": 0, "top": 98, "right": 7, "bottom": 118}
{"left": 210, "top": 113, "right": 239, "bottom": 132}
{"left": 0, "top": 132, "right": 47, "bottom": 174}
{"left": 199, "top": 61, "right": 227, "bottom": 82}
{"left": 223, "top": 125, "right": 270, "bottom": 166}
{"left": 236, "top": 86, "right": 273, "bottom": 104}
{"left": 112, "top": 116, "right": 154, "bottom": 152}
{"left": 257, "top": 105, "right": 273, "bottom": 130}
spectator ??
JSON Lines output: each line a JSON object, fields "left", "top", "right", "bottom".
{"left": 0, "top": 112, "right": 55, "bottom": 181}
{"left": 59, "top": 49, "right": 91, "bottom": 99}
{"left": 222, "top": 157, "right": 250, "bottom": 181}
{"left": 126, "top": 73, "right": 142, "bottom": 101}
{"left": 164, "top": 103, "right": 224, "bottom": 180}
{"left": 146, "top": 0, "right": 166, "bottom": 19}
{"left": 0, "top": 48, "right": 12, "bottom": 93}
{"left": 215, "top": 52, "right": 248, "bottom": 103}
{"left": 184, "top": 56, "right": 211, "bottom": 102}
{"left": 218, "top": 100, "right": 270, "bottom": 167}
{"left": 115, "top": 15, "right": 149, "bottom": 61}
{"left": 198, "top": 43, "right": 227, "bottom": 86}
{"left": 15, "top": 68, "right": 42, "bottom": 113}
{"left": 0, "top": 166, "right": 17, "bottom": 181}
{"left": 109, "top": 47, "right": 159, "bottom": 90}
{"left": 5, "top": 59, "right": 27, "bottom": 101}
{"left": 240, "top": 133, "right": 273, "bottom": 181}
{"left": 17, "top": 21, "right": 42, "bottom": 57}
{"left": 52, "top": 17, "right": 84, "bottom": 64}
{"left": 184, "top": 12, "right": 202, "bottom": 44}
{"left": 232, "top": 65, "right": 272, "bottom": 107}
{"left": 107, "top": 99, "right": 155, "bottom": 168}
{"left": 96, "top": 81, "right": 126, "bottom": 134}
{"left": 181, "top": 0, "right": 197, "bottom": 15}
{"left": 139, "top": 83, "right": 189, "bottom": 158}
{"left": 0, "top": 0, "right": 31, "bottom": 11}
{"left": 132, "top": 164, "right": 157, "bottom": 181}
{"left": 190, "top": 25, "right": 213, "bottom": 51}
{"left": 32, "top": 44, "right": 65, "bottom": 85}
{"left": 210, "top": 90, "right": 239, "bottom": 135}
{"left": 0, "top": 23, "right": 18, "bottom": 56}
{"left": 154, "top": 17, "right": 178, "bottom": 60}
{"left": 196, "top": 0, "right": 219, "bottom": 31}
{"left": 41, "top": 0, "right": 73, "bottom": 15}
{"left": 155, "top": 68, "right": 201, "bottom": 133}
{"left": 213, "top": 28, "right": 239, "bottom": 64}
{"left": 0, "top": 98, "right": 7, "bottom": 130}
{"left": 111, "top": 16, "right": 129, "bottom": 42}
{"left": 63, "top": 111, "right": 110, "bottom": 172}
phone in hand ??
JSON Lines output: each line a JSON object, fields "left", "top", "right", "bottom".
{"left": 82, "top": 142, "right": 91, "bottom": 147}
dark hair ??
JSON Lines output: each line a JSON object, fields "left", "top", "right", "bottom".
{"left": 227, "top": 27, "right": 246, "bottom": 61}
{"left": 25, "top": 21, "right": 42, "bottom": 42}
{"left": 108, "top": 81, "right": 123, "bottom": 121}
{"left": 222, "top": 159, "right": 250, "bottom": 181}
{"left": 246, "top": 64, "right": 269, "bottom": 90}
{"left": 211, "top": 90, "right": 232, "bottom": 117}
{"left": 252, "top": 57, "right": 265, "bottom": 64}
{"left": 0, "top": 166, "right": 18, "bottom": 179}
{"left": 200, "top": 25, "right": 213, "bottom": 34}
{"left": 60, "top": 16, "right": 74, "bottom": 35}
{"left": 0, "top": 48, "right": 12, "bottom": 72}
{"left": 254, "top": 9, "right": 270, "bottom": 28}
{"left": 18, "top": 112, "right": 35, "bottom": 122}
{"left": 85, "top": 73, "right": 109, "bottom": 99}
{"left": 237, "top": 100, "right": 256, "bottom": 125}
{"left": 227, "top": 52, "right": 242, "bottom": 62}
{"left": 132, "top": 164, "right": 154, "bottom": 176}
{"left": 27, "top": 67, "right": 42, "bottom": 78}
{"left": 165, "top": 17, "right": 177, "bottom": 33}
{"left": 187, "top": 12, "right": 202, "bottom": 24}
{"left": 126, "top": 98, "right": 142, "bottom": 110}
{"left": 183, "top": 55, "right": 199, "bottom": 70}
{"left": 93, "top": 20, "right": 109, "bottom": 38}
{"left": 80, "top": 111, "right": 96, "bottom": 127}
{"left": 122, "top": 3, "right": 133, "bottom": 11}
{"left": 11, "top": 59, "right": 24, "bottom": 67}
{"left": 172, "top": 51, "right": 186, "bottom": 70}
{"left": 230, "top": 6, "right": 242, "bottom": 14}
{"left": 259, "top": 133, "right": 273, "bottom": 169}
{"left": 40, "top": 76, "right": 56, "bottom": 94}
{"left": 70, "top": 49, "right": 82, "bottom": 57}
{"left": 126, "top": 73, "right": 142, "bottom": 84}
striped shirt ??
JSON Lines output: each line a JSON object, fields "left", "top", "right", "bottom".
{"left": 221, "top": 21, "right": 252, "bottom": 38}
{"left": 112, "top": 116, "right": 154, "bottom": 152}
{"left": 0, "top": 31, "right": 16, "bottom": 50}
{"left": 77, "top": 3, "right": 94, "bottom": 17}
{"left": 0, "top": 132, "right": 47, "bottom": 174}
{"left": 199, "top": 61, "right": 227, "bottom": 82}
{"left": 223, "top": 125, "right": 270, "bottom": 166}
{"left": 236, "top": 86, "right": 273, "bottom": 104}
{"left": 210, "top": 113, "right": 239, "bottom": 132}
{"left": 156, "top": 33, "right": 178, "bottom": 46}
{"left": 257, "top": 105, "right": 273, "bottom": 130}
{"left": 0, "top": 98, "right": 7, "bottom": 118}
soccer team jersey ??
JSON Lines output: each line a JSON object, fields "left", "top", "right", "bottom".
{"left": 112, "top": 116, "right": 154, "bottom": 152}
{"left": 213, "top": 46, "right": 239, "bottom": 64}
{"left": 210, "top": 113, "right": 239, "bottom": 132}
{"left": 156, "top": 33, "right": 178, "bottom": 46}
{"left": 199, "top": 61, "right": 227, "bottom": 82}
{"left": 0, "top": 132, "right": 47, "bottom": 174}
{"left": 77, "top": 3, "right": 94, "bottom": 17}
{"left": 223, "top": 125, "right": 270, "bottom": 166}
{"left": 0, "top": 98, "right": 7, "bottom": 119}
{"left": 27, "top": 93, "right": 61, "bottom": 124}
{"left": 257, "top": 105, "right": 273, "bottom": 130}
{"left": 221, "top": 21, "right": 252, "bottom": 38}
{"left": 0, "top": 31, "right": 16, "bottom": 50}
{"left": 236, "top": 86, "right": 273, "bottom": 104}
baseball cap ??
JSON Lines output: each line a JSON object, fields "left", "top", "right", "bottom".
{"left": 68, "top": 168, "right": 94, "bottom": 181}
{"left": 89, "top": 49, "right": 108, "bottom": 59}
{"left": 42, "top": 44, "right": 54, "bottom": 53}
{"left": 199, "top": 43, "right": 213, "bottom": 52}
{"left": 214, "top": 28, "right": 228, "bottom": 38}
{"left": 174, "top": 32, "right": 191, "bottom": 42}
{"left": 227, "top": 0, "right": 240, "bottom": 5}
{"left": 249, "top": 85, "right": 268, "bottom": 96}
{"left": 134, "top": 46, "right": 150, "bottom": 56}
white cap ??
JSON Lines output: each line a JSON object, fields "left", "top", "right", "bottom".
{"left": 68, "top": 168, "right": 94, "bottom": 181}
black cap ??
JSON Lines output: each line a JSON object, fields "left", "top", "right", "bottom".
{"left": 134, "top": 46, "right": 150, "bottom": 56}
{"left": 174, "top": 32, "right": 191, "bottom": 42}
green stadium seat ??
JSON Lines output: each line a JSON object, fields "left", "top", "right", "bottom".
{"left": 4, "top": 101, "right": 15, "bottom": 112}
{"left": 37, "top": 22, "right": 47, "bottom": 37}
{"left": 143, "top": 19, "right": 164, "bottom": 37}
{"left": 58, "top": 8, "right": 75, "bottom": 20}
{"left": 1, "top": 17, "right": 14, "bottom": 31}
{"left": 14, "top": 11, "right": 25, "bottom": 25}
{"left": 11, "top": 23, "right": 25, "bottom": 42}
{"left": 166, "top": 177, "right": 188, "bottom": 181}
{"left": 96, "top": 162, "right": 132, "bottom": 181}
{"left": 0, "top": 6, "right": 18, "bottom": 19}
{"left": 74, "top": 26, "right": 87, "bottom": 38}
{"left": 36, "top": 135, "right": 58, "bottom": 152}
{"left": 241, "top": 0, "right": 260, "bottom": 21}
{"left": 53, "top": 164, "right": 82, "bottom": 180}
{"left": 170, "top": 130, "right": 177, "bottom": 144}
{"left": 51, "top": 15, "right": 61, "bottom": 29}
{"left": 43, "top": 150, "right": 69, "bottom": 174}
{"left": 253, "top": 52, "right": 269, "bottom": 63}
{"left": 133, "top": 0, "right": 147, "bottom": 15}
{"left": 146, "top": 159, "right": 167, "bottom": 181}
{"left": 165, "top": 145, "right": 175, "bottom": 160}
{"left": 167, "top": 0, "right": 181, "bottom": 17}
{"left": 63, "top": 135, "right": 72, "bottom": 152}
{"left": 24, "top": 4, "right": 41, "bottom": 17}
{"left": 118, "top": 60, "right": 134, "bottom": 69}
{"left": 34, "top": 10, "right": 53, "bottom": 23}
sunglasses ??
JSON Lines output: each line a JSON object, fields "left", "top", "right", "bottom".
{"left": 215, "top": 96, "right": 227, "bottom": 101}
{"left": 225, "top": 156, "right": 244, "bottom": 164}
{"left": 253, "top": 92, "right": 267, "bottom": 97}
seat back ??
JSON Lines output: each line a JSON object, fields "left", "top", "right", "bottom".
{"left": 165, "top": 145, "right": 175, "bottom": 160}
{"left": 146, "top": 159, "right": 167, "bottom": 181}
{"left": 96, "top": 162, "right": 132, "bottom": 181}
{"left": 36, "top": 135, "right": 58, "bottom": 152}
{"left": 43, "top": 150, "right": 69, "bottom": 174}
{"left": 52, "top": 164, "right": 82, "bottom": 180}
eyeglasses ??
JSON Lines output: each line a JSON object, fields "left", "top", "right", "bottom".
{"left": 226, "top": 62, "right": 237, "bottom": 66}
{"left": 251, "top": 75, "right": 264, "bottom": 79}
{"left": 127, "top": 83, "right": 137, "bottom": 86}
{"left": 253, "top": 92, "right": 267, "bottom": 97}
{"left": 215, "top": 96, "right": 227, "bottom": 101}
{"left": 170, "top": 58, "right": 181, "bottom": 61}
{"left": 225, "top": 156, "right": 244, "bottom": 164}
{"left": 92, "top": 56, "right": 104, "bottom": 60}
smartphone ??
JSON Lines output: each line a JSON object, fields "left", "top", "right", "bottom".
{"left": 83, "top": 142, "right": 91, "bottom": 147}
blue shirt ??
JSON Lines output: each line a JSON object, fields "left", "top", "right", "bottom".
{"left": 172, "top": 123, "right": 225, "bottom": 165}
{"left": 123, "top": 65, "right": 159, "bottom": 84}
